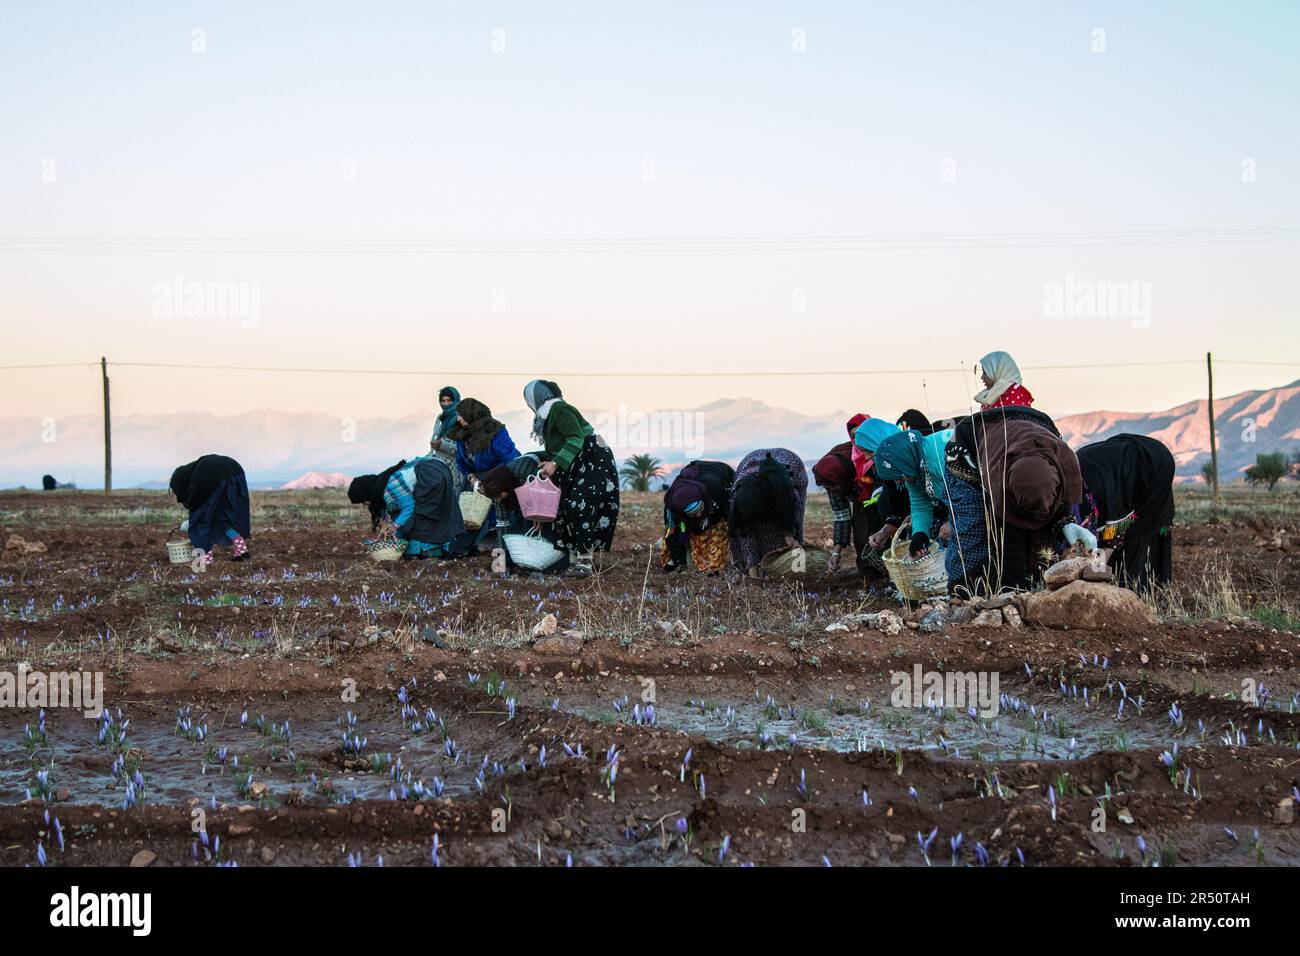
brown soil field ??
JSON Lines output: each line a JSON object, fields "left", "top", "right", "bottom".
{"left": 2, "top": 487, "right": 1299, "bottom": 868}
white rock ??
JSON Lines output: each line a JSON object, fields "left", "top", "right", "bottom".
{"left": 530, "top": 613, "right": 559, "bottom": 638}
{"left": 874, "top": 610, "right": 903, "bottom": 636}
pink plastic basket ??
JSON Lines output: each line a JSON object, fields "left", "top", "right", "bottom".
{"left": 515, "top": 474, "right": 561, "bottom": 522}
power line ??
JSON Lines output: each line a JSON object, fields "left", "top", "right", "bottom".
{"left": 2, "top": 226, "right": 1297, "bottom": 254}
{"left": 0, "top": 363, "right": 97, "bottom": 370}
{"left": 104, "top": 359, "right": 1198, "bottom": 377}
{"left": 4, "top": 358, "right": 1300, "bottom": 376}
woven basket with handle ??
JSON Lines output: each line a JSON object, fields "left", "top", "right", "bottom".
{"left": 515, "top": 474, "right": 561, "bottom": 522}
{"left": 503, "top": 526, "right": 564, "bottom": 571}
{"left": 459, "top": 491, "right": 492, "bottom": 530}
{"left": 366, "top": 538, "right": 409, "bottom": 562}
{"left": 881, "top": 525, "right": 948, "bottom": 601}
{"left": 166, "top": 540, "right": 195, "bottom": 565}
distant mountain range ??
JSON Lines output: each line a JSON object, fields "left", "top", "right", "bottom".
{"left": 3, "top": 382, "right": 1298, "bottom": 489}
{"left": 1055, "top": 381, "right": 1300, "bottom": 482}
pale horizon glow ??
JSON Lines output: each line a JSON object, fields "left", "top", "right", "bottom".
{"left": 3, "top": 1, "right": 1299, "bottom": 429}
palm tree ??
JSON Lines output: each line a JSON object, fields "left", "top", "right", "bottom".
{"left": 1200, "top": 460, "right": 1217, "bottom": 485}
{"left": 619, "top": 454, "right": 664, "bottom": 491}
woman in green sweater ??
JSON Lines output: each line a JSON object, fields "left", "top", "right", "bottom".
{"left": 524, "top": 380, "right": 620, "bottom": 577}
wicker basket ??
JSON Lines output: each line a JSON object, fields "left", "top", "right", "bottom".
{"left": 881, "top": 526, "right": 948, "bottom": 601}
{"left": 166, "top": 540, "right": 195, "bottom": 565}
{"left": 459, "top": 491, "right": 492, "bottom": 530}
{"left": 366, "top": 538, "right": 409, "bottom": 562}
{"left": 503, "top": 526, "right": 564, "bottom": 571}
{"left": 760, "top": 546, "right": 806, "bottom": 576}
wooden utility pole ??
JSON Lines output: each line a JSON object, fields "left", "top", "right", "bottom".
{"left": 101, "top": 356, "right": 112, "bottom": 494}
{"left": 1201, "top": 351, "right": 1211, "bottom": 509}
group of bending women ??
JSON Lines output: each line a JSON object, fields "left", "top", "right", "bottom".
{"left": 344, "top": 380, "right": 620, "bottom": 578}
{"left": 660, "top": 351, "right": 1176, "bottom": 594}
{"left": 168, "top": 351, "right": 1175, "bottom": 595}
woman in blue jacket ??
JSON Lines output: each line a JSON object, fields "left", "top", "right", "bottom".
{"left": 873, "top": 427, "right": 956, "bottom": 558}
{"left": 448, "top": 398, "right": 520, "bottom": 550}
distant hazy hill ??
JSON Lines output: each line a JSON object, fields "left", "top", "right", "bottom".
{"left": 282, "top": 471, "right": 351, "bottom": 490}
{"left": 4, "top": 384, "right": 1298, "bottom": 488}
{"left": 0, "top": 400, "right": 849, "bottom": 488}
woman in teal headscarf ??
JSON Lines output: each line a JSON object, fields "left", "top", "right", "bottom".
{"left": 429, "top": 385, "right": 463, "bottom": 489}
{"left": 874, "top": 426, "right": 955, "bottom": 558}
{"left": 853, "top": 418, "right": 897, "bottom": 456}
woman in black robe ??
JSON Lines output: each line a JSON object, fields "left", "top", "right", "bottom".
{"left": 661, "top": 460, "right": 735, "bottom": 573}
{"left": 170, "top": 454, "right": 252, "bottom": 561}
{"left": 1071, "top": 435, "right": 1175, "bottom": 590}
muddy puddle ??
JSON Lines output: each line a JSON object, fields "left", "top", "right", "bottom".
{"left": 547, "top": 673, "right": 1293, "bottom": 762}
{"left": 0, "top": 690, "right": 528, "bottom": 810}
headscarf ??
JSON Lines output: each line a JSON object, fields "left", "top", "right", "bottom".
{"left": 523, "top": 379, "right": 563, "bottom": 441}
{"left": 348, "top": 460, "right": 406, "bottom": 530}
{"left": 730, "top": 454, "right": 796, "bottom": 534}
{"left": 973, "top": 351, "right": 1023, "bottom": 407}
{"left": 434, "top": 386, "right": 461, "bottom": 439}
{"left": 896, "top": 409, "right": 933, "bottom": 435}
{"left": 977, "top": 421, "right": 1081, "bottom": 529}
{"left": 854, "top": 418, "right": 898, "bottom": 454}
{"left": 447, "top": 397, "right": 504, "bottom": 455}
{"left": 665, "top": 474, "right": 710, "bottom": 522}
{"left": 813, "top": 447, "right": 855, "bottom": 490}
{"left": 874, "top": 430, "right": 925, "bottom": 481}
{"left": 845, "top": 413, "right": 872, "bottom": 489}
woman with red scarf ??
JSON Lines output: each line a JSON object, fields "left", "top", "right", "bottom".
{"left": 813, "top": 415, "right": 888, "bottom": 577}
{"left": 974, "top": 351, "right": 1034, "bottom": 410}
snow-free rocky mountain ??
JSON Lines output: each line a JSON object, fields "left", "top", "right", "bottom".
{"left": 4, "top": 382, "right": 1299, "bottom": 489}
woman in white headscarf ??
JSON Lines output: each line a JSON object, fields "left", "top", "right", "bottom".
{"left": 974, "top": 351, "right": 1035, "bottom": 411}
{"left": 523, "top": 380, "right": 620, "bottom": 577}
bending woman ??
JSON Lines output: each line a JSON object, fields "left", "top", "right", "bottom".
{"left": 170, "top": 454, "right": 252, "bottom": 562}
{"left": 873, "top": 426, "right": 956, "bottom": 558}
{"left": 1071, "top": 434, "right": 1175, "bottom": 591}
{"left": 524, "top": 380, "right": 620, "bottom": 578}
{"left": 479, "top": 452, "right": 561, "bottom": 571}
{"left": 448, "top": 398, "right": 520, "bottom": 549}
{"left": 661, "top": 460, "right": 735, "bottom": 573}
{"left": 729, "top": 448, "right": 808, "bottom": 577}
{"left": 944, "top": 419, "right": 1083, "bottom": 594}
{"left": 348, "top": 455, "right": 465, "bottom": 559}
{"left": 815, "top": 417, "right": 891, "bottom": 576}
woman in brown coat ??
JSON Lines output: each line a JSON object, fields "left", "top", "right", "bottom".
{"left": 945, "top": 417, "right": 1084, "bottom": 594}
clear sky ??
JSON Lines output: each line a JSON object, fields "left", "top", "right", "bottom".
{"left": 2, "top": 0, "right": 1298, "bottom": 424}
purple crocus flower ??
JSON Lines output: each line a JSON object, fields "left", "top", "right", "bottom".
{"left": 718, "top": 835, "right": 731, "bottom": 864}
